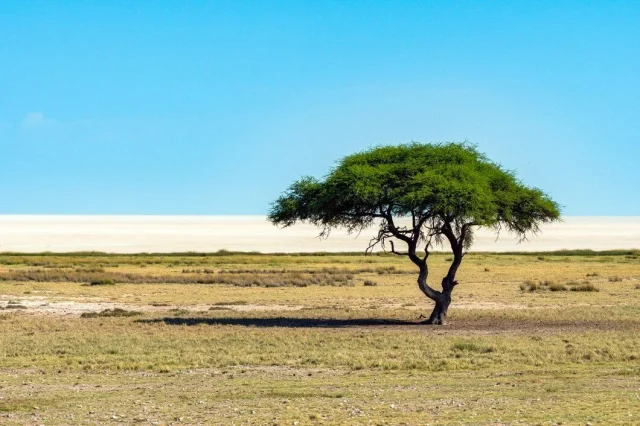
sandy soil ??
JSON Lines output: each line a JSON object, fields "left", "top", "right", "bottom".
{"left": 0, "top": 296, "right": 304, "bottom": 316}
{"left": 0, "top": 215, "right": 638, "bottom": 253}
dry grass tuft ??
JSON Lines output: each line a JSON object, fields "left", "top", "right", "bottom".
{"left": 547, "top": 283, "right": 567, "bottom": 292}
{"left": 81, "top": 308, "right": 142, "bottom": 318}
{"left": 520, "top": 280, "right": 542, "bottom": 292}
{"left": 570, "top": 283, "right": 600, "bottom": 292}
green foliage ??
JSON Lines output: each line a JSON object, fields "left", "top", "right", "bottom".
{"left": 269, "top": 143, "right": 560, "bottom": 250}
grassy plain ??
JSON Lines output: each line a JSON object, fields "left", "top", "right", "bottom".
{"left": 0, "top": 251, "right": 639, "bottom": 425}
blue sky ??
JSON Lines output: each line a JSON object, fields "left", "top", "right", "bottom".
{"left": 1, "top": 1, "right": 638, "bottom": 215}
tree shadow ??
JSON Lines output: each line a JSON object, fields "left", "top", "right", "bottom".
{"left": 137, "top": 316, "right": 420, "bottom": 328}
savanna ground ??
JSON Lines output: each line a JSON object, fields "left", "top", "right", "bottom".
{"left": 0, "top": 251, "right": 639, "bottom": 425}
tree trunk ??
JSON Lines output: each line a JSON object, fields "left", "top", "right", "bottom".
{"left": 410, "top": 232, "right": 460, "bottom": 325}
{"left": 424, "top": 293, "right": 451, "bottom": 325}
{"left": 421, "top": 276, "right": 457, "bottom": 325}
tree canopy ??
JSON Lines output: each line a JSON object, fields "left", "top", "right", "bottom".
{"left": 269, "top": 142, "right": 561, "bottom": 324}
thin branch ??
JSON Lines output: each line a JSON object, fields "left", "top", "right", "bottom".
{"left": 384, "top": 212, "right": 412, "bottom": 244}
{"left": 365, "top": 227, "right": 393, "bottom": 255}
{"left": 422, "top": 236, "right": 433, "bottom": 263}
{"left": 458, "top": 221, "right": 477, "bottom": 246}
{"left": 388, "top": 240, "right": 406, "bottom": 256}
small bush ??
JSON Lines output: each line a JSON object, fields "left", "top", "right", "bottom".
{"left": 608, "top": 276, "right": 622, "bottom": 282}
{"left": 634, "top": 284, "right": 640, "bottom": 290}
{"left": 548, "top": 283, "right": 567, "bottom": 292}
{"left": 363, "top": 280, "right": 377, "bottom": 287}
{"left": 520, "top": 280, "right": 541, "bottom": 292}
{"left": 570, "top": 283, "right": 599, "bottom": 292}
{"left": 3, "top": 304, "right": 27, "bottom": 309}
{"left": 90, "top": 279, "right": 115, "bottom": 286}
{"left": 211, "top": 300, "right": 247, "bottom": 306}
{"left": 81, "top": 308, "right": 142, "bottom": 318}
{"left": 484, "top": 267, "right": 490, "bottom": 272}
{"left": 586, "top": 272, "right": 600, "bottom": 277}
{"left": 182, "top": 268, "right": 215, "bottom": 274}
{"left": 537, "top": 256, "right": 545, "bottom": 261}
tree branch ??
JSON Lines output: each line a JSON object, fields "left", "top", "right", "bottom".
{"left": 388, "top": 240, "right": 406, "bottom": 256}
{"left": 441, "top": 222, "right": 459, "bottom": 252}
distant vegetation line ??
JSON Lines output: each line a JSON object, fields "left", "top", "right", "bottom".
{"left": 0, "top": 249, "right": 638, "bottom": 257}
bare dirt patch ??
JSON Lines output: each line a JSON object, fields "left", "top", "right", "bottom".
{"left": 0, "top": 296, "right": 304, "bottom": 316}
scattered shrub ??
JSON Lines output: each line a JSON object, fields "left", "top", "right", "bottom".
{"left": 608, "top": 276, "right": 622, "bottom": 282}
{"left": 90, "top": 279, "right": 114, "bottom": 286}
{"left": 520, "top": 280, "right": 541, "bottom": 292}
{"left": 570, "top": 283, "right": 599, "bottom": 292}
{"left": 0, "top": 269, "right": 353, "bottom": 287}
{"left": 521, "top": 280, "right": 568, "bottom": 292}
{"left": 218, "top": 266, "right": 406, "bottom": 275}
{"left": 363, "top": 280, "right": 377, "bottom": 287}
{"left": 586, "top": 272, "right": 600, "bottom": 277}
{"left": 81, "top": 308, "right": 142, "bottom": 318}
{"left": 548, "top": 283, "right": 567, "bottom": 292}
{"left": 182, "top": 268, "right": 215, "bottom": 274}
{"left": 3, "top": 304, "right": 27, "bottom": 309}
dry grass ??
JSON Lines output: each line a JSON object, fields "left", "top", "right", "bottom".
{"left": 0, "top": 268, "right": 354, "bottom": 287}
{"left": 0, "top": 251, "right": 639, "bottom": 424}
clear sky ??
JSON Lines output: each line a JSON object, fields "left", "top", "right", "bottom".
{"left": 1, "top": 1, "right": 638, "bottom": 215}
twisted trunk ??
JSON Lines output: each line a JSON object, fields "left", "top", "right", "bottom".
{"left": 420, "top": 276, "right": 455, "bottom": 325}
{"left": 418, "top": 243, "right": 462, "bottom": 326}
{"left": 385, "top": 214, "right": 465, "bottom": 326}
{"left": 423, "top": 277, "right": 455, "bottom": 324}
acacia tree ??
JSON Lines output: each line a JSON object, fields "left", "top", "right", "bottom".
{"left": 268, "top": 143, "right": 560, "bottom": 324}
